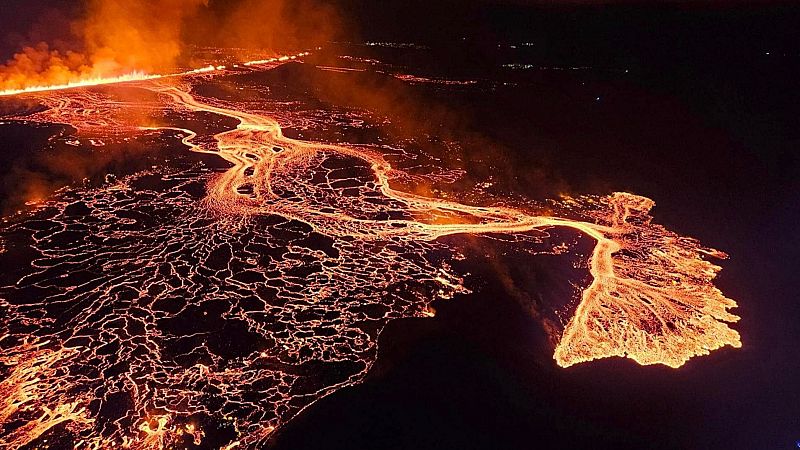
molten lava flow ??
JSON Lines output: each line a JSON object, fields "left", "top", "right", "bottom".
{"left": 0, "top": 56, "right": 740, "bottom": 448}
{"left": 152, "top": 85, "right": 740, "bottom": 369}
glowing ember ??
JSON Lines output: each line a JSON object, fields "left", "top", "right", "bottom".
{"left": 0, "top": 53, "right": 740, "bottom": 448}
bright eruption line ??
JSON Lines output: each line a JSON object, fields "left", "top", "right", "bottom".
{"left": 0, "top": 52, "right": 310, "bottom": 97}
{"left": 0, "top": 71, "right": 163, "bottom": 97}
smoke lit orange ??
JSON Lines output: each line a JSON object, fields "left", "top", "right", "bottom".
{"left": 0, "top": 53, "right": 308, "bottom": 97}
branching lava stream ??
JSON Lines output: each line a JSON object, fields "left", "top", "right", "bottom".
{"left": 0, "top": 57, "right": 740, "bottom": 449}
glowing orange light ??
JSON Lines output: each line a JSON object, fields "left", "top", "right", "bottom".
{"left": 0, "top": 51, "right": 311, "bottom": 97}
{"left": 145, "top": 84, "right": 739, "bottom": 370}
{"left": 0, "top": 71, "right": 161, "bottom": 96}
{"left": 0, "top": 49, "right": 740, "bottom": 450}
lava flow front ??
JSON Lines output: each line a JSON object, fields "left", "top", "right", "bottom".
{"left": 0, "top": 54, "right": 740, "bottom": 449}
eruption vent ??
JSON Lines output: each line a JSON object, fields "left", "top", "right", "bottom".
{"left": 0, "top": 0, "right": 206, "bottom": 93}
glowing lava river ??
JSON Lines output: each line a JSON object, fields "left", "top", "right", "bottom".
{"left": 0, "top": 55, "right": 740, "bottom": 449}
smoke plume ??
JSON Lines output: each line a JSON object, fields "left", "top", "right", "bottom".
{"left": 0, "top": 0, "right": 342, "bottom": 92}
{"left": 0, "top": 1, "right": 208, "bottom": 91}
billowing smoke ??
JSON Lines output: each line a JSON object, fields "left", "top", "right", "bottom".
{"left": 0, "top": 0, "right": 342, "bottom": 92}
{"left": 0, "top": 0, "right": 208, "bottom": 91}
{"left": 191, "top": 0, "right": 343, "bottom": 51}
{"left": 80, "top": 0, "right": 209, "bottom": 73}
